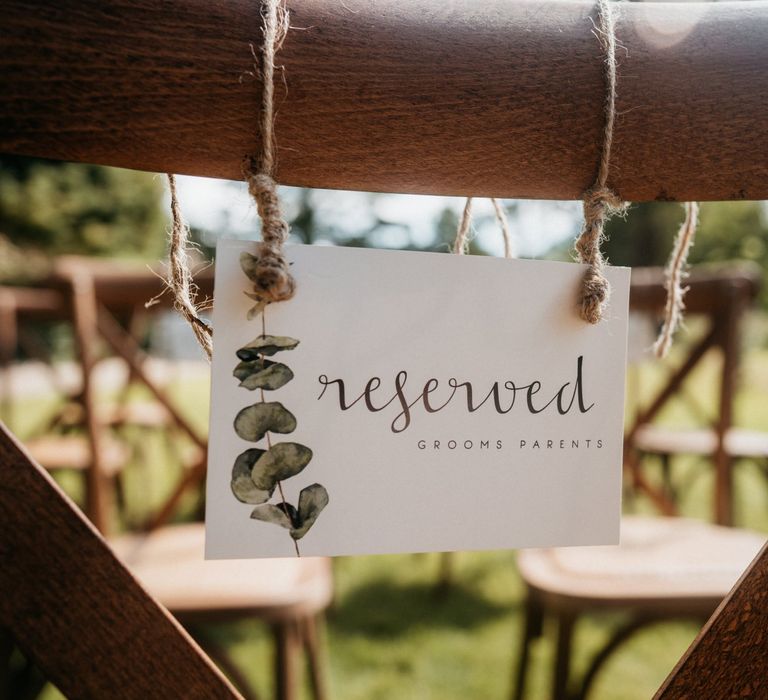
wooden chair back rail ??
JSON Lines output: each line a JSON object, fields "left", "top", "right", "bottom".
{"left": 3, "top": 0, "right": 768, "bottom": 201}
{"left": 624, "top": 267, "right": 761, "bottom": 525}
{"left": 628, "top": 269, "right": 760, "bottom": 315}
{"left": 0, "top": 422, "right": 242, "bottom": 700}
{"left": 655, "top": 540, "right": 768, "bottom": 698}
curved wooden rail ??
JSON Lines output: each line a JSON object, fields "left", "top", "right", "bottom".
{"left": 0, "top": 422, "right": 241, "bottom": 699}
{"left": 2, "top": 0, "right": 767, "bottom": 201}
{"left": 655, "top": 540, "right": 768, "bottom": 698}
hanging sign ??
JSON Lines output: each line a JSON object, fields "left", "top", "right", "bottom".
{"left": 205, "top": 241, "right": 630, "bottom": 558}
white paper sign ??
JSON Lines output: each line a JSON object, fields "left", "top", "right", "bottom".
{"left": 205, "top": 241, "right": 629, "bottom": 559}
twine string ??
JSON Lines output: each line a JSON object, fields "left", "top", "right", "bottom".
{"left": 162, "top": 173, "right": 213, "bottom": 360}
{"left": 491, "top": 198, "right": 515, "bottom": 259}
{"left": 574, "top": 0, "right": 628, "bottom": 324}
{"left": 653, "top": 201, "right": 700, "bottom": 358}
{"left": 453, "top": 198, "right": 474, "bottom": 255}
{"left": 242, "top": 0, "right": 295, "bottom": 304}
{"left": 161, "top": 0, "right": 293, "bottom": 359}
{"left": 453, "top": 197, "right": 515, "bottom": 258}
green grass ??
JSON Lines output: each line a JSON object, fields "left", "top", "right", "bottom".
{"left": 22, "top": 333, "right": 768, "bottom": 700}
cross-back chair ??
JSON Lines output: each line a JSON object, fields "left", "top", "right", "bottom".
{"left": 511, "top": 264, "right": 768, "bottom": 700}
{"left": 6, "top": 258, "right": 333, "bottom": 700}
{"left": 626, "top": 264, "right": 765, "bottom": 525}
{"left": 1, "top": 258, "right": 210, "bottom": 534}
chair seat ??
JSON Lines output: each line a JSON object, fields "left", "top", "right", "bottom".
{"left": 109, "top": 523, "right": 333, "bottom": 623}
{"left": 25, "top": 434, "right": 128, "bottom": 476}
{"left": 633, "top": 425, "right": 768, "bottom": 458}
{"left": 518, "top": 516, "right": 765, "bottom": 613}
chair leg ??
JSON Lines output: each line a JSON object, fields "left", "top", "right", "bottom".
{"left": 714, "top": 451, "right": 733, "bottom": 526}
{"left": 302, "top": 615, "right": 329, "bottom": 700}
{"left": 575, "top": 617, "right": 652, "bottom": 700}
{"left": 274, "top": 620, "right": 300, "bottom": 700}
{"left": 553, "top": 612, "right": 575, "bottom": 700}
{"left": 660, "top": 453, "right": 676, "bottom": 503}
{"left": 511, "top": 596, "right": 544, "bottom": 700}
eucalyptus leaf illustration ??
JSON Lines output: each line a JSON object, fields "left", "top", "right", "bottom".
{"left": 237, "top": 335, "right": 300, "bottom": 361}
{"left": 250, "top": 501, "right": 298, "bottom": 530}
{"left": 240, "top": 251, "right": 261, "bottom": 283}
{"left": 232, "top": 265, "right": 329, "bottom": 555}
{"left": 234, "top": 359, "right": 294, "bottom": 391}
{"left": 245, "top": 296, "right": 268, "bottom": 320}
{"left": 291, "top": 483, "right": 330, "bottom": 540}
{"left": 249, "top": 483, "right": 329, "bottom": 540}
{"left": 231, "top": 443, "right": 312, "bottom": 506}
{"left": 234, "top": 402, "right": 297, "bottom": 442}
{"left": 251, "top": 443, "right": 313, "bottom": 490}
{"left": 231, "top": 448, "right": 270, "bottom": 504}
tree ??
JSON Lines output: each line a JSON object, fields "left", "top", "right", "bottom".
{"left": 0, "top": 156, "right": 165, "bottom": 281}
{"left": 600, "top": 201, "right": 768, "bottom": 307}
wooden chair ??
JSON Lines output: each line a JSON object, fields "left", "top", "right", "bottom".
{"left": 110, "top": 525, "right": 332, "bottom": 700}
{"left": 512, "top": 516, "right": 766, "bottom": 700}
{"left": 0, "top": 282, "right": 132, "bottom": 529}
{"left": 625, "top": 265, "right": 765, "bottom": 525}
{"left": 42, "top": 259, "right": 333, "bottom": 700}
{"left": 3, "top": 259, "right": 213, "bottom": 532}
{"left": 2, "top": 262, "right": 334, "bottom": 699}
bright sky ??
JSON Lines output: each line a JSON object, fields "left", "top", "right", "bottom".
{"left": 175, "top": 175, "right": 583, "bottom": 259}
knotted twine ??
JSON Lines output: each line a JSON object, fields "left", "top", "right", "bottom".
{"left": 162, "top": 0, "right": 294, "bottom": 360}
{"left": 241, "top": 0, "right": 296, "bottom": 306}
{"left": 573, "top": 0, "right": 701, "bottom": 356}
{"left": 453, "top": 1, "right": 625, "bottom": 301}
{"left": 574, "top": 0, "right": 627, "bottom": 324}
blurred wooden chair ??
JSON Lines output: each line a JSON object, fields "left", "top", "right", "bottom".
{"left": 111, "top": 524, "right": 332, "bottom": 700}
{"left": 511, "top": 516, "right": 765, "bottom": 700}
{"left": 0, "top": 281, "right": 133, "bottom": 526}
{"left": 439, "top": 266, "right": 766, "bottom": 597}
{"left": 2, "top": 261, "right": 334, "bottom": 700}
{"left": 625, "top": 265, "right": 766, "bottom": 525}
{"left": 51, "top": 259, "right": 333, "bottom": 699}
{"left": 0, "top": 285, "right": 63, "bottom": 425}
{"left": 1, "top": 259, "right": 212, "bottom": 533}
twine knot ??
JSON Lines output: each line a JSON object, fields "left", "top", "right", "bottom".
{"left": 583, "top": 186, "right": 625, "bottom": 222}
{"left": 574, "top": 0, "right": 625, "bottom": 325}
{"left": 579, "top": 259, "right": 611, "bottom": 325}
{"left": 242, "top": 167, "right": 295, "bottom": 303}
{"left": 576, "top": 186, "right": 627, "bottom": 324}
{"left": 239, "top": 0, "right": 295, "bottom": 308}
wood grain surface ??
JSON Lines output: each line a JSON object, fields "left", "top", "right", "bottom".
{"left": 0, "top": 422, "right": 241, "bottom": 700}
{"left": 2, "top": 0, "right": 767, "bottom": 201}
{"left": 655, "top": 540, "right": 768, "bottom": 698}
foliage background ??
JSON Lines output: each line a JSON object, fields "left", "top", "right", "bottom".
{"left": 0, "top": 156, "right": 165, "bottom": 282}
